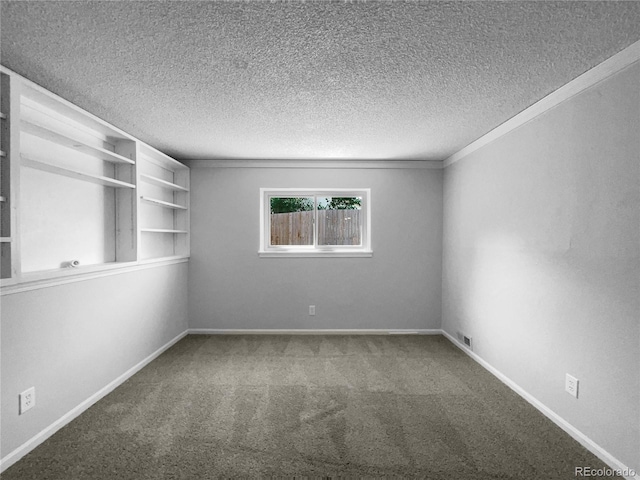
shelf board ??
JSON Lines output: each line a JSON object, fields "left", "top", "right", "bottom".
{"left": 21, "top": 120, "right": 135, "bottom": 165}
{"left": 0, "top": 196, "right": 6, "bottom": 202}
{"left": 140, "top": 228, "right": 188, "bottom": 234}
{"left": 21, "top": 83, "right": 132, "bottom": 143}
{"left": 21, "top": 156, "right": 136, "bottom": 189}
{"left": 0, "top": 237, "right": 11, "bottom": 243}
{"left": 0, "top": 150, "right": 6, "bottom": 157}
{"left": 0, "top": 112, "right": 6, "bottom": 120}
{"left": 140, "top": 196, "right": 187, "bottom": 210}
{"left": 140, "top": 174, "right": 189, "bottom": 192}
{"left": 139, "top": 147, "right": 188, "bottom": 171}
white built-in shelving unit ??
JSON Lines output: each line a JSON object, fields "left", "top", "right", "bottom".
{"left": 137, "top": 143, "right": 190, "bottom": 261}
{"left": 0, "top": 66, "right": 190, "bottom": 288}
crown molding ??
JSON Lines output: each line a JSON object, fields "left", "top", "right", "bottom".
{"left": 444, "top": 39, "right": 640, "bottom": 168}
{"left": 185, "top": 159, "right": 444, "bottom": 169}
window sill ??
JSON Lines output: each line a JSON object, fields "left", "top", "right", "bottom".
{"left": 258, "top": 250, "right": 373, "bottom": 258}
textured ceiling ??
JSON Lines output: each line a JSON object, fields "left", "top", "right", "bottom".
{"left": 1, "top": 1, "right": 640, "bottom": 161}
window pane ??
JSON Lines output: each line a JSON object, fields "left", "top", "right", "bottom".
{"left": 269, "top": 197, "right": 314, "bottom": 245}
{"left": 317, "top": 196, "right": 362, "bottom": 246}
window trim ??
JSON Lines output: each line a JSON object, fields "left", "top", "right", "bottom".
{"left": 259, "top": 188, "right": 372, "bottom": 258}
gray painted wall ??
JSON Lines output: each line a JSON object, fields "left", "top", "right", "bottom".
{"left": 188, "top": 167, "right": 443, "bottom": 330}
{"left": 442, "top": 63, "right": 639, "bottom": 471}
{"left": 1, "top": 263, "right": 189, "bottom": 458}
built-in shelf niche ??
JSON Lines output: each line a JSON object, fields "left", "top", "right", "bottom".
{"left": 18, "top": 81, "right": 138, "bottom": 275}
{"left": 137, "top": 144, "right": 189, "bottom": 261}
{"left": 0, "top": 66, "right": 189, "bottom": 287}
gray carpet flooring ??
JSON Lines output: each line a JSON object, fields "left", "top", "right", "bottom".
{"left": 4, "top": 334, "right": 615, "bottom": 479}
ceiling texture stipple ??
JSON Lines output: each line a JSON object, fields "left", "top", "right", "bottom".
{"left": 1, "top": 1, "right": 640, "bottom": 162}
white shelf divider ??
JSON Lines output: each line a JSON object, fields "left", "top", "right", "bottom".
{"left": 140, "top": 196, "right": 187, "bottom": 210}
{"left": 21, "top": 156, "right": 136, "bottom": 189}
{"left": 140, "top": 173, "right": 189, "bottom": 192}
{"left": 21, "top": 120, "right": 135, "bottom": 165}
{"left": 0, "top": 237, "right": 11, "bottom": 243}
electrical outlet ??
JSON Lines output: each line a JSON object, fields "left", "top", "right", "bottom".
{"left": 19, "top": 387, "right": 35, "bottom": 414}
{"left": 565, "top": 374, "right": 579, "bottom": 398}
{"left": 309, "top": 305, "right": 316, "bottom": 316}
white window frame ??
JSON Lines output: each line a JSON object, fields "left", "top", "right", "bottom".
{"left": 259, "top": 188, "right": 372, "bottom": 258}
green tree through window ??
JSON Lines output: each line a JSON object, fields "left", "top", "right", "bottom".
{"left": 270, "top": 197, "right": 314, "bottom": 213}
{"left": 319, "top": 197, "right": 362, "bottom": 210}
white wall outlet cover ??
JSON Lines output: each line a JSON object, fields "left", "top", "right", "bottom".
{"left": 565, "top": 374, "right": 579, "bottom": 398}
{"left": 309, "top": 305, "right": 316, "bottom": 316}
{"left": 19, "top": 387, "right": 36, "bottom": 414}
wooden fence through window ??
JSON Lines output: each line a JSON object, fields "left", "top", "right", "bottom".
{"left": 270, "top": 210, "right": 361, "bottom": 245}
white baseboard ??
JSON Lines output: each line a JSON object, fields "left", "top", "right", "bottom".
{"left": 441, "top": 330, "right": 639, "bottom": 480}
{"left": 188, "top": 328, "right": 442, "bottom": 335}
{"left": 0, "top": 330, "right": 189, "bottom": 473}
